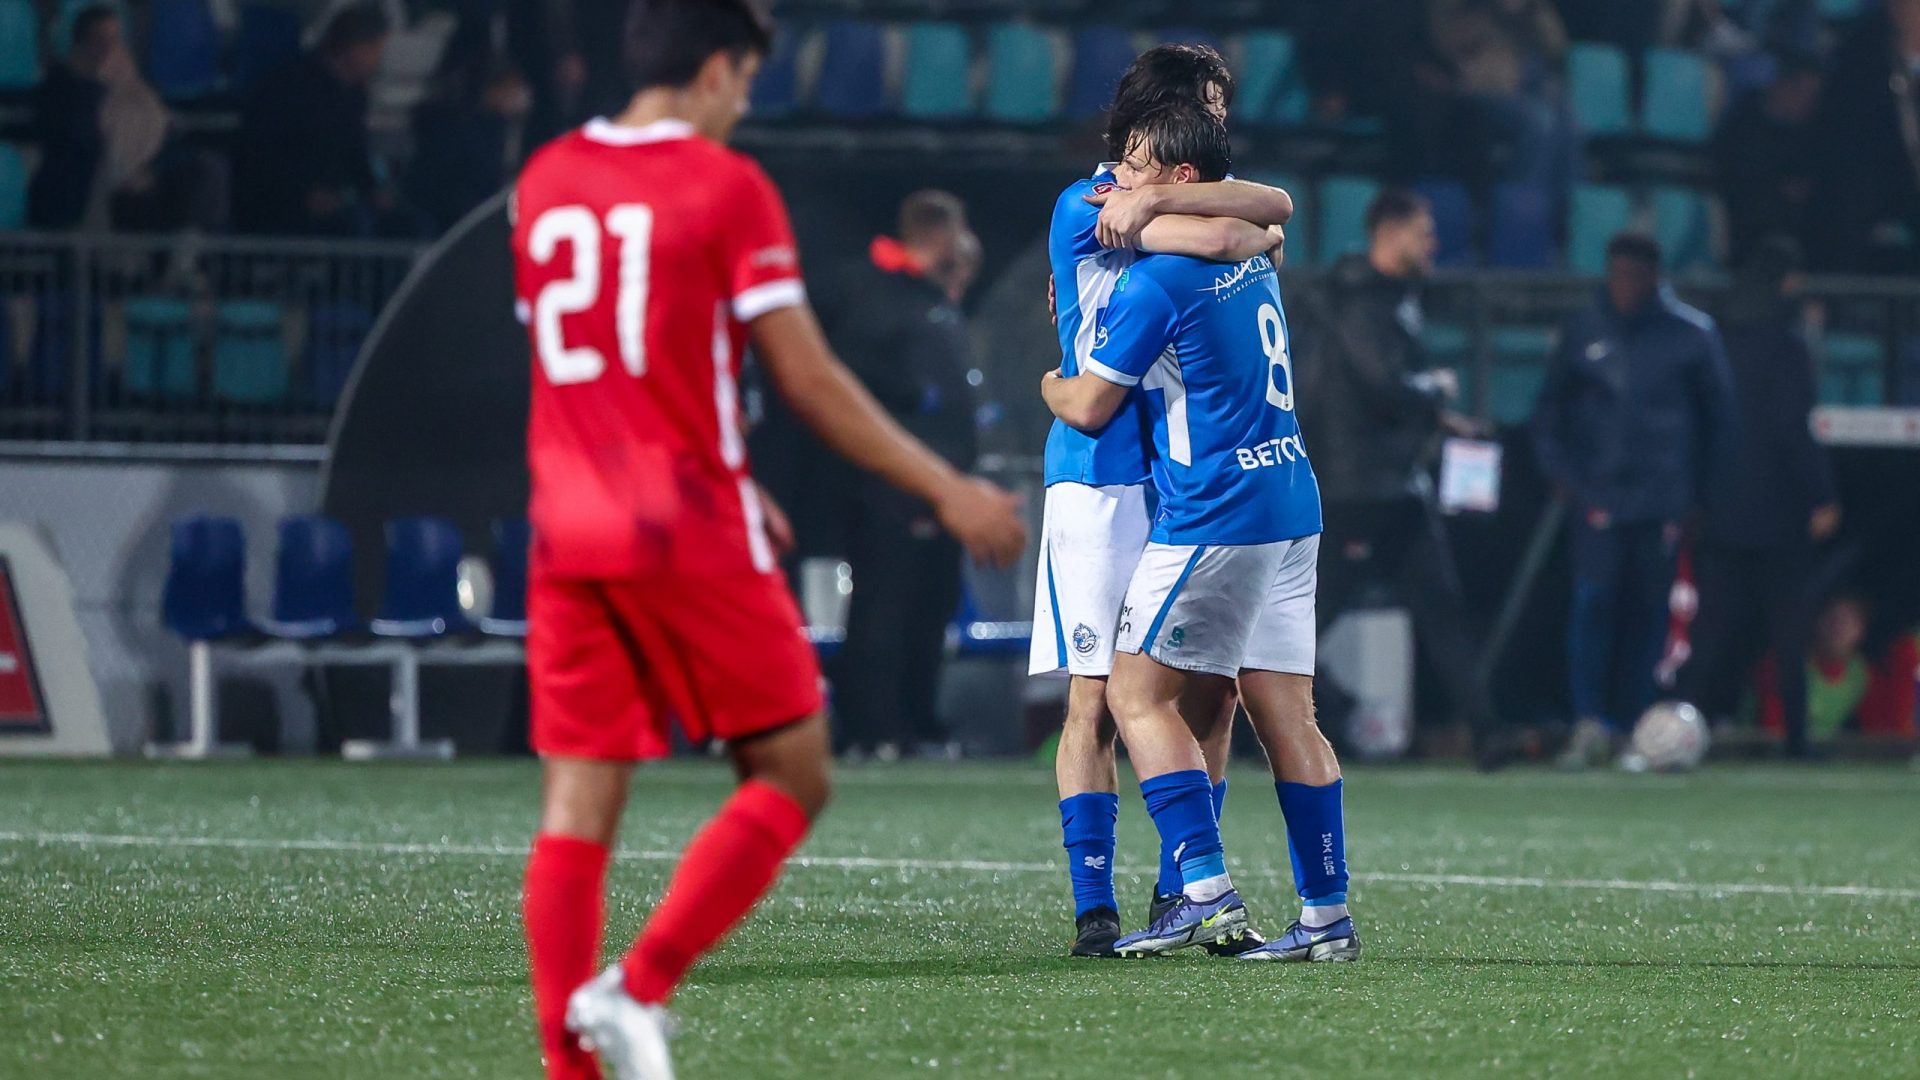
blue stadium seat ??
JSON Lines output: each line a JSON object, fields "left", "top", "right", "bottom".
{"left": 1650, "top": 185, "right": 1715, "bottom": 273}
{"left": 29, "top": 292, "right": 102, "bottom": 400}
{"left": 121, "top": 296, "right": 199, "bottom": 399}
{"left": 1412, "top": 177, "right": 1475, "bottom": 267}
{"left": 1317, "top": 175, "right": 1380, "bottom": 265}
{"left": 1641, "top": 48, "right": 1712, "bottom": 143}
{"left": 902, "top": 22, "right": 974, "bottom": 120}
{"left": 1819, "top": 332, "right": 1887, "bottom": 405}
{"left": 307, "top": 301, "right": 373, "bottom": 406}
{"left": 814, "top": 20, "right": 888, "bottom": 119}
{"left": 372, "top": 516, "right": 469, "bottom": 637}
{"left": 952, "top": 580, "right": 1029, "bottom": 659}
{"left": 212, "top": 301, "right": 288, "bottom": 404}
{"left": 163, "top": 516, "right": 255, "bottom": 641}
{"left": 0, "top": 0, "right": 39, "bottom": 90}
{"left": 749, "top": 24, "right": 804, "bottom": 118}
{"left": 1487, "top": 181, "right": 1555, "bottom": 268}
{"left": 1568, "top": 43, "right": 1632, "bottom": 137}
{"left": 265, "top": 515, "right": 359, "bottom": 639}
{"left": 1568, "top": 184, "right": 1634, "bottom": 274}
{"left": 145, "top": 0, "right": 221, "bottom": 99}
{"left": 482, "top": 518, "right": 530, "bottom": 636}
{"left": 0, "top": 143, "right": 27, "bottom": 230}
{"left": 1236, "top": 31, "right": 1309, "bottom": 128}
{"left": 1065, "top": 27, "right": 1137, "bottom": 121}
{"left": 231, "top": 4, "right": 302, "bottom": 92}
{"left": 984, "top": 23, "right": 1059, "bottom": 124}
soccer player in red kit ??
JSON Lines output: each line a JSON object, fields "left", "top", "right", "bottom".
{"left": 509, "top": 2, "right": 1027, "bottom": 1077}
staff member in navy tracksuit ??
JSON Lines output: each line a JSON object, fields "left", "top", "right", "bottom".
{"left": 1532, "top": 233, "right": 1733, "bottom": 768}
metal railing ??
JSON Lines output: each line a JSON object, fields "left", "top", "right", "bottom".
{"left": 0, "top": 231, "right": 421, "bottom": 446}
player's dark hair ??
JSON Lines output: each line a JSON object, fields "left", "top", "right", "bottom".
{"left": 624, "top": 0, "right": 774, "bottom": 91}
{"left": 1606, "top": 232, "right": 1663, "bottom": 269}
{"left": 1365, "top": 188, "right": 1430, "bottom": 236}
{"left": 899, "top": 189, "right": 966, "bottom": 243}
{"left": 318, "top": 2, "right": 391, "bottom": 55}
{"left": 69, "top": 4, "right": 119, "bottom": 47}
{"left": 1105, "top": 44, "right": 1234, "bottom": 160}
{"left": 1125, "top": 104, "right": 1231, "bottom": 184}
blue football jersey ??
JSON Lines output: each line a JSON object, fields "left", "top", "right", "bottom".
{"left": 1081, "top": 251, "right": 1323, "bottom": 547}
{"left": 1042, "top": 166, "right": 1153, "bottom": 488}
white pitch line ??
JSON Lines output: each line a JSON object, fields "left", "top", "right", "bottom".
{"left": 2, "top": 829, "right": 1918, "bottom": 901}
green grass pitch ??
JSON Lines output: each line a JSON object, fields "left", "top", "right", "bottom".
{"left": 2, "top": 760, "right": 1916, "bottom": 1078}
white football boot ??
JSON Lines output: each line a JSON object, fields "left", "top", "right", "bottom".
{"left": 565, "top": 966, "right": 676, "bottom": 1080}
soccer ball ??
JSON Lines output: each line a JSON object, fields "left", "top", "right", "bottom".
{"left": 1625, "top": 701, "right": 1710, "bottom": 772}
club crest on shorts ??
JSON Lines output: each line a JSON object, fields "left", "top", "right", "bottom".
{"left": 1072, "top": 623, "right": 1100, "bottom": 657}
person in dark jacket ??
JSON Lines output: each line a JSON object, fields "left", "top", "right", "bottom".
{"left": 1297, "top": 188, "right": 1501, "bottom": 755}
{"left": 1810, "top": 0, "right": 1920, "bottom": 272}
{"left": 1680, "top": 239, "right": 1839, "bottom": 756}
{"left": 822, "top": 190, "right": 982, "bottom": 759}
{"left": 1532, "top": 233, "right": 1733, "bottom": 767}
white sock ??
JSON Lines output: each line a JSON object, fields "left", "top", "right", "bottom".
{"left": 1300, "top": 903, "right": 1348, "bottom": 929}
{"left": 1183, "top": 872, "right": 1232, "bottom": 903}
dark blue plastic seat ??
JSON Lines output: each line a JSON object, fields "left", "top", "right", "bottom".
{"left": 372, "top": 516, "right": 469, "bottom": 637}
{"left": 1412, "top": 177, "right": 1476, "bottom": 267}
{"left": 482, "top": 518, "right": 530, "bottom": 636}
{"left": 231, "top": 4, "right": 301, "bottom": 92}
{"left": 1064, "top": 26, "right": 1136, "bottom": 120}
{"left": 1487, "top": 181, "right": 1556, "bottom": 269}
{"left": 163, "top": 516, "right": 255, "bottom": 641}
{"left": 814, "top": 20, "right": 887, "bottom": 119}
{"left": 307, "top": 301, "right": 374, "bottom": 406}
{"left": 749, "top": 24, "right": 805, "bottom": 118}
{"left": 265, "top": 515, "right": 360, "bottom": 639}
{"left": 145, "top": 0, "right": 221, "bottom": 99}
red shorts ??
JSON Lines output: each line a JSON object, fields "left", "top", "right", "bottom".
{"left": 527, "top": 571, "right": 824, "bottom": 761}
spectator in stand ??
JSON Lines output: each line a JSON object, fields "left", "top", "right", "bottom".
{"left": 26, "top": 5, "right": 225, "bottom": 232}
{"left": 1680, "top": 239, "right": 1838, "bottom": 757}
{"left": 408, "top": 55, "right": 531, "bottom": 234}
{"left": 1299, "top": 0, "right": 1449, "bottom": 177}
{"left": 233, "top": 3, "right": 398, "bottom": 236}
{"left": 1751, "top": 594, "right": 1872, "bottom": 745}
{"left": 1426, "top": 0, "right": 1577, "bottom": 193}
{"left": 1714, "top": 56, "right": 1821, "bottom": 267}
{"left": 1813, "top": 0, "right": 1920, "bottom": 273}
{"left": 1532, "top": 233, "right": 1733, "bottom": 769}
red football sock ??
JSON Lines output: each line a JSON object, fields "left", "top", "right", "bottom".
{"left": 622, "top": 780, "right": 811, "bottom": 1005}
{"left": 524, "top": 833, "right": 610, "bottom": 1080}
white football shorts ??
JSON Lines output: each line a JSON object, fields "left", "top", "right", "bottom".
{"left": 1028, "top": 482, "right": 1153, "bottom": 677}
{"left": 1115, "top": 534, "right": 1320, "bottom": 679}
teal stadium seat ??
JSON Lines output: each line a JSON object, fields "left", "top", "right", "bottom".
{"left": 1568, "top": 43, "right": 1632, "bottom": 137}
{"left": 0, "top": 0, "right": 38, "bottom": 89}
{"left": 121, "top": 297, "right": 199, "bottom": 399}
{"left": 0, "top": 143, "right": 26, "bottom": 230}
{"left": 984, "top": 23, "right": 1059, "bottom": 124}
{"left": 902, "top": 23, "right": 974, "bottom": 120}
{"left": 1818, "top": 0, "right": 1861, "bottom": 18}
{"left": 212, "top": 301, "right": 288, "bottom": 404}
{"left": 1421, "top": 322, "right": 1471, "bottom": 367}
{"left": 1641, "top": 48, "right": 1713, "bottom": 143}
{"left": 1819, "top": 332, "right": 1886, "bottom": 406}
{"left": 1246, "top": 173, "right": 1308, "bottom": 263}
{"left": 1236, "top": 32, "right": 1309, "bottom": 127}
{"left": 1317, "top": 175, "right": 1380, "bottom": 265}
{"left": 1650, "top": 186, "right": 1716, "bottom": 273}
{"left": 1568, "top": 184, "right": 1633, "bottom": 274}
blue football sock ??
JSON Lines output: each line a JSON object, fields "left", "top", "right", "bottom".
{"left": 1141, "top": 769, "right": 1228, "bottom": 900}
{"left": 1059, "top": 793, "right": 1119, "bottom": 917}
{"left": 1276, "top": 779, "right": 1349, "bottom": 908}
{"left": 1211, "top": 777, "right": 1228, "bottom": 821}
{"left": 1158, "top": 778, "right": 1228, "bottom": 896}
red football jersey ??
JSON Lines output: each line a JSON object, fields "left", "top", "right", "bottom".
{"left": 512, "top": 118, "right": 805, "bottom": 579}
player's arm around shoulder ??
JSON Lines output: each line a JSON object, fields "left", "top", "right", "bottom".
{"left": 1041, "top": 366, "right": 1131, "bottom": 432}
{"left": 1087, "top": 178, "right": 1293, "bottom": 256}
{"left": 1042, "top": 270, "right": 1172, "bottom": 432}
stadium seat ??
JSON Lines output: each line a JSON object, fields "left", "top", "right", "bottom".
{"left": 1156, "top": 28, "right": 1224, "bottom": 56}
{"left": 749, "top": 23, "right": 804, "bottom": 118}
{"left": 902, "top": 23, "right": 974, "bottom": 120}
{"left": 307, "top": 301, "right": 374, "bottom": 407}
{"left": 231, "top": 4, "right": 302, "bottom": 92}
{"left": 1568, "top": 184, "right": 1633, "bottom": 274}
{"left": 1567, "top": 43, "right": 1632, "bottom": 137}
{"left": 984, "top": 23, "right": 1059, "bottom": 124}
{"left": 1412, "top": 178, "right": 1475, "bottom": 267}
{"left": 1235, "top": 31, "right": 1309, "bottom": 128}
{"left": 163, "top": 516, "right": 255, "bottom": 641}
{"left": 28, "top": 291, "right": 102, "bottom": 400}
{"left": 121, "top": 296, "right": 199, "bottom": 400}
{"left": 1650, "top": 185, "right": 1716, "bottom": 273}
{"left": 1317, "top": 175, "right": 1380, "bottom": 265}
{"left": 1065, "top": 27, "right": 1137, "bottom": 121}
{"left": 1641, "top": 48, "right": 1713, "bottom": 143}
{"left": 212, "top": 301, "right": 288, "bottom": 405}
{"left": 0, "top": 0, "right": 39, "bottom": 90}
{"left": 1245, "top": 172, "right": 1308, "bottom": 262}
{"left": 482, "top": 518, "right": 530, "bottom": 636}
{"left": 372, "top": 516, "right": 469, "bottom": 637}
{"left": 1819, "top": 0, "right": 1862, "bottom": 19}
{"left": 0, "top": 143, "right": 26, "bottom": 231}
{"left": 1819, "top": 332, "right": 1887, "bottom": 405}
{"left": 1487, "top": 181, "right": 1556, "bottom": 268}
{"left": 814, "top": 20, "right": 888, "bottom": 119}
{"left": 1486, "top": 362, "right": 1550, "bottom": 426}
{"left": 265, "top": 515, "right": 360, "bottom": 639}
{"left": 1421, "top": 322, "right": 1471, "bottom": 367}
{"left": 145, "top": 0, "right": 222, "bottom": 99}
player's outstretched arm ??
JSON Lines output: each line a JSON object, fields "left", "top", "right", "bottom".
{"left": 751, "top": 304, "right": 1027, "bottom": 567}
{"left": 1136, "top": 217, "right": 1283, "bottom": 263}
{"left": 1087, "top": 179, "right": 1293, "bottom": 250}
{"left": 1041, "top": 369, "right": 1131, "bottom": 432}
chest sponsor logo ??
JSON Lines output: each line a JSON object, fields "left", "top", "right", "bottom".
{"left": 1235, "top": 434, "right": 1307, "bottom": 470}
